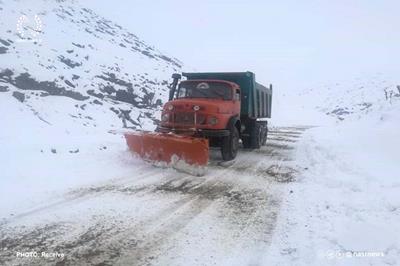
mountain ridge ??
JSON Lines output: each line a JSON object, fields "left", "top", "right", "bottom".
{"left": 0, "top": 0, "right": 182, "bottom": 132}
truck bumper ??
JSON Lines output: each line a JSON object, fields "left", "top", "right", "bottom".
{"left": 156, "top": 126, "right": 230, "bottom": 137}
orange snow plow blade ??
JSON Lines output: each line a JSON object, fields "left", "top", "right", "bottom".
{"left": 124, "top": 131, "right": 209, "bottom": 170}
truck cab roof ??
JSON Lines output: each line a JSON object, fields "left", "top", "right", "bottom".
{"left": 180, "top": 79, "right": 240, "bottom": 89}
{"left": 182, "top": 71, "right": 272, "bottom": 118}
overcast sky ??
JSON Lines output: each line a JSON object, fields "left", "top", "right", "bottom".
{"left": 87, "top": 0, "right": 400, "bottom": 89}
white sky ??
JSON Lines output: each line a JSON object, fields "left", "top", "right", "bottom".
{"left": 87, "top": 0, "right": 400, "bottom": 89}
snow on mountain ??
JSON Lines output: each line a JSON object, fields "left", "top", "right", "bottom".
{"left": 0, "top": 0, "right": 183, "bottom": 215}
{"left": 272, "top": 72, "right": 400, "bottom": 129}
{"left": 0, "top": 0, "right": 182, "bottom": 133}
{"left": 297, "top": 74, "right": 400, "bottom": 122}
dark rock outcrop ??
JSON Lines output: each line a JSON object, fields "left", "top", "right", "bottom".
{"left": 12, "top": 91, "right": 25, "bottom": 102}
{"left": 0, "top": 69, "right": 89, "bottom": 101}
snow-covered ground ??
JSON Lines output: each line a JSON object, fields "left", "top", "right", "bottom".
{"left": 0, "top": 124, "right": 307, "bottom": 265}
{"left": 267, "top": 97, "right": 400, "bottom": 265}
{"left": 1, "top": 0, "right": 400, "bottom": 265}
{"left": 0, "top": 93, "right": 137, "bottom": 219}
{"left": 2, "top": 88, "right": 398, "bottom": 265}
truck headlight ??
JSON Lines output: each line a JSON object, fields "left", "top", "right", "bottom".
{"left": 167, "top": 105, "right": 174, "bottom": 111}
{"left": 161, "top": 113, "right": 169, "bottom": 122}
{"left": 208, "top": 116, "right": 218, "bottom": 125}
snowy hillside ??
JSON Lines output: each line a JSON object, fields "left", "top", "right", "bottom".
{"left": 0, "top": 0, "right": 183, "bottom": 221}
{"left": 0, "top": 0, "right": 182, "bottom": 132}
{"left": 298, "top": 74, "right": 400, "bottom": 121}
{"left": 272, "top": 72, "right": 400, "bottom": 129}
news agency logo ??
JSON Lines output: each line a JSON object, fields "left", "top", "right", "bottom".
{"left": 323, "top": 250, "right": 385, "bottom": 259}
{"left": 16, "top": 14, "right": 43, "bottom": 43}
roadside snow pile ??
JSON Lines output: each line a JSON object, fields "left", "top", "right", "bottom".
{"left": 266, "top": 96, "right": 400, "bottom": 265}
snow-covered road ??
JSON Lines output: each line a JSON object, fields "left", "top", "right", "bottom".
{"left": 0, "top": 127, "right": 307, "bottom": 265}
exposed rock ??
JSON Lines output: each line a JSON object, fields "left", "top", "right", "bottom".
{"left": 141, "top": 50, "right": 155, "bottom": 59}
{"left": 64, "top": 80, "right": 75, "bottom": 88}
{"left": 96, "top": 72, "right": 133, "bottom": 90}
{"left": 110, "top": 107, "right": 119, "bottom": 114}
{"left": 58, "top": 55, "right": 82, "bottom": 68}
{"left": 116, "top": 89, "right": 140, "bottom": 106}
{"left": 118, "top": 109, "right": 140, "bottom": 128}
{"left": 72, "top": 42, "right": 85, "bottom": 48}
{"left": 157, "top": 55, "right": 182, "bottom": 68}
{"left": 87, "top": 89, "right": 104, "bottom": 99}
{"left": 0, "top": 38, "right": 11, "bottom": 46}
{"left": 329, "top": 107, "right": 351, "bottom": 116}
{"left": 12, "top": 91, "right": 25, "bottom": 102}
{"left": 0, "top": 69, "right": 88, "bottom": 101}
{"left": 100, "top": 85, "right": 115, "bottom": 95}
{"left": 0, "top": 46, "right": 8, "bottom": 54}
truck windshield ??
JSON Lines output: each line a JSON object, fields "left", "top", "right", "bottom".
{"left": 177, "top": 81, "right": 232, "bottom": 100}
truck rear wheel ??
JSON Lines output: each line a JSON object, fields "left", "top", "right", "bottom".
{"left": 242, "top": 122, "right": 263, "bottom": 149}
{"left": 252, "top": 123, "right": 262, "bottom": 149}
{"left": 221, "top": 125, "right": 239, "bottom": 161}
{"left": 242, "top": 137, "right": 251, "bottom": 148}
{"left": 261, "top": 126, "right": 268, "bottom": 146}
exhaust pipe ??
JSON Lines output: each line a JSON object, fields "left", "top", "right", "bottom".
{"left": 169, "top": 73, "right": 181, "bottom": 101}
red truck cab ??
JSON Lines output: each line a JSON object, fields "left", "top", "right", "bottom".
{"left": 160, "top": 79, "right": 240, "bottom": 130}
{"left": 157, "top": 78, "right": 242, "bottom": 160}
{"left": 157, "top": 72, "right": 272, "bottom": 161}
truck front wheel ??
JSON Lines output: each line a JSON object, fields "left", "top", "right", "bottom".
{"left": 221, "top": 125, "right": 239, "bottom": 161}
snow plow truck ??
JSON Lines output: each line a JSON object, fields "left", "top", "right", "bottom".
{"left": 125, "top": 72, "right": 272, "bottom": 174}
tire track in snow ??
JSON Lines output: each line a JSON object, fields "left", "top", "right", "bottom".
{"left": 0, "top": 126, "right": 308, "bottom": 266}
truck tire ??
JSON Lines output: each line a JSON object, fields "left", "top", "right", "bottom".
{"left": 251, "top": 123, "right": 262, "bottom": 149}
{"left": 221, "top": 125, "right": 239, "bottom": 161}
{"left": 242, "top": 123, "right": 262, "bottom": 149}
{"left": 261, "top": 126, "right": 268, "bottom": 146}
{"left": 242, "top": 137, "right": 251, "bottom": 149}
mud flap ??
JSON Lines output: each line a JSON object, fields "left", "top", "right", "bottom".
{"left": 124, "top": 131, "right": 209, "bottom": 176}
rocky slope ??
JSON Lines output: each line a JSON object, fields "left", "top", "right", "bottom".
{"left": 0, "top": 0, "right": 182, "bottom": 132}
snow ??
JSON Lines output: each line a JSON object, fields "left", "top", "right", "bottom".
{"left": 2, "top": 72, "right": 400, "bottom": 264}
{"left": 266, "top": 100, "right": 400, "bottom": 265}
{"left": 1, "top": 0, "right": 400, "bottom": 264}
{"left": 0, "top": 93, "right": 141, "bottom": 218}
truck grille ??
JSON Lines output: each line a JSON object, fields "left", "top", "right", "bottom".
{"left": 173, "top": 113, "right": 206, "bottom": 125}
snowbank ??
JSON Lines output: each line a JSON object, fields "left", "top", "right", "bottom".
{"left": 0, "top": 94, "right": 141, "bottom": 219}
{"left": 265, "top": 101, "right": 400, "bottom": 265}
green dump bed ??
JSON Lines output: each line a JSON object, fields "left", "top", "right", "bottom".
{"left": 182, "top": 72, "right": 272, "bottom": 119}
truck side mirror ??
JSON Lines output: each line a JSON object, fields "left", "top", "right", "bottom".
{"left": 172, "top": 73, "right": 181, "bottom": 80}
{"left": 234, "top": 89, "right": 240, "bottom": 101}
